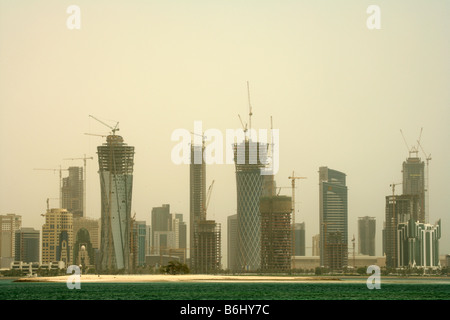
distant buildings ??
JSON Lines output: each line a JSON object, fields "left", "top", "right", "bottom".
{"left": 62, "top": 166, "right": 84, "bottom": 218}
{"left": 150, "top": 204, "right": 187, "bottom": 264}
{"left": 14, "top": 227, "right": 40, "bottom": 263}
{"left": 97, "top": 134, "right": 135, "bottom": 271}
{"left": 0, "top": 214, "right": 22, "bottom": 268}
{"left": 294, "top": 222, "right": 306, "bottom": 256}
{"left": 319, "top": 167, "right": 348, "bottom": 271}
{"left": 312, "top": 234, "right": 320, "bottom": 256}
{"left": 398, "top": 219, "right": 441, "bottom": 268}
{"left": 358, "top": 216, "right": 376, "bottom": 256}
{"left": 383, "top": 147, "right": 442, "bottom": 270}
{"left": 41, "top": 208, "right": 73, "bottom": 266}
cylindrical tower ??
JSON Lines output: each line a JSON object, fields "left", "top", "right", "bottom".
{"left": 97, "top": 135, "right": 134, "bottom": 271}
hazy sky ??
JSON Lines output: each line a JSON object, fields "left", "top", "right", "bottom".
{"left": 1, "top": 1, "right": 449, "bottom": 266}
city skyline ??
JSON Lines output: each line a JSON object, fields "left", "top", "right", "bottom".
{"left": 1, "top": 1, "right": 449, "bottom": 268}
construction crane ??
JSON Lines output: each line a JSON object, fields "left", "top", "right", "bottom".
{"left": 351, "top": 235, "right": 356, "bottom": 268}
{"left": 238, "top": 114, "right": 248, "bottom": 137}
{"left": 400, "top": 129, "right": 421, "bottom": 158}
{"left": 34, "top": 166, "right": 68, "bottom": 207}
{"left": 42, "top": 198, "right": 59, "bottom": 215}
{"left": 237, "top": 81, "right": 254, "bottom": 141}
{"left": 247, "top": 81, "right": 253, "bottom": 133}
{"left": 276, "top": 186, "right": 290, "bottom": 196}
{"left": 417, "top": 139, "right": 431, "bottom": 223}
{"left": 88, "top": 114, "right": 120, "bottom": 135}
{"left": 288, "top": 171, "right": 307, "bottom": 270}
{"left": 204, "top": 180, "right": 215, "bottom": 220}
{"left": 63, "top": 154, "right": 93, "bottom": 217}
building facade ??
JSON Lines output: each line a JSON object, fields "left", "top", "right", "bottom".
{"left": 62, "top": 166, "right": 84, "bottom": 218}
{"left": 398, "top": 218, "right": 441, "bottom": 269}
{"left": 358, "top": 216, "right": 376, "bottom": 256}
{"left": 190, "top": 143, "right": 206, "bottom": 271}
{"left": 260, "top": 196, "right": 292, "bottom": 272}
{"left": 227, "top": 214, "right": 238, "bottom": 271}
{"left": 294, "top": 222, "right": 306, "bottom": 256}
{"left": 97, "top": 134, "right": 135, "bottom": 271}
{"left": 234, "top": 139, "right": 266, "bottom": 271}
{"left": 384, "top": 194, "right": 421, "bottom": 269}
{"left": 402, "top": 156, "right": 425, "bottom": 223}
{"left": 14, "top": 227, "right": 40, "bottom": 263}
{"left": 41, "top": 208, "right": 73, "bottom": 266}
{"left": 0, "top": 214, "right": 22, "bottom": 268}
{"left": 319, "top": 167, "right": 348, "bottom": 270}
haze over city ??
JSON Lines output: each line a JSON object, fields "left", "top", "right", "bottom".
{"left": 1, "top": 0, "right": 449, "bottom": 267}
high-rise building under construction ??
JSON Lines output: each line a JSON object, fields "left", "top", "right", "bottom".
{"left": 319, "top": 167, "right": 348, "bottom": 271}
{"left": 234, "top": 139, "right": 267, "bottom": 271}
{"left": 190, "top": 143, "right": 206, "bottom": 271}
{"left": 62, "top": 166, "right": 84, "bottom": 218}
{"left": 190, "top": 143, "right": 221, "bottom": 273}
{"left": 97, "top": 134, "right": 134, "bottom": 271}
{"left": 260, "top": 195, "right": 292, "bottom": 272}
{"left": 402, "top": 157, "right": 425, "bottom": 223}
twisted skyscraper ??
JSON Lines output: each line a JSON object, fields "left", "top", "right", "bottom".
{"left": 97, "top": 134, "right": 134, "bottom": 271}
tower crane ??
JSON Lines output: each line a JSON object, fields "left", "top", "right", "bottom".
{"left": 400, "top": 129, "right": 422, "bottom": 158}
{"left": 288, "top": 171, "right": 307, "bottom": 270}
{"left": 63, "top": 154, "right": 93, "bottom": 217}
{"left": 34, "top": 166, "right": 69, "bottom": 207}
{"left": 88, "top": 114, "right": 120, "bottom": 135}
{"left": 43, "top": 198, "right": 59, "bottom": 215}
{"left": 417, "top": 139, "right": 431, "bottom": 223}
{"left": 204, "top": 180, "right": 215, "bottom": 220}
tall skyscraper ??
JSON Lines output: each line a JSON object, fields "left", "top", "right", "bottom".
{"left": 131, "top": 220, "right": 146, "bottom": 267}
{"left": 402, "top": 157, "right": 425, "bottom": 223}
{"left": 42, "top": 208, "right": 73, "bottom": 265}
{"left": 62, "top": 166, "right": 84, "bottom": 218}
{"left": 151, "top": 204, "right": 171, "bottom": 254}
{"left": 15, "top": 228, "right": 40, "bottom": 263}
{"left": 0, "top": 214, "right": 22, "bottom": 268}
{"left": 234, "top": 139, "right": 267, "bottom": 271}
{"left": 319, "top": 167, "right": 348, "bottom": 270}
{"left": 190, "top": 143, "right": 206, "bottom": 270}
{"left": 358, "top": 216, "right": 376, "bottom": 256}
{"left": 97, "top": 134, "right": 135, "bottom": 271}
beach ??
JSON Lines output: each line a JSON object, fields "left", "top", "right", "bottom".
{"left": 14, "top": 274, "right": 341, "bottom": 283}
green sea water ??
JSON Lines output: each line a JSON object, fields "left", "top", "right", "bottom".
{"left": 0, "top": 277, "right": 449, "bottom": 300}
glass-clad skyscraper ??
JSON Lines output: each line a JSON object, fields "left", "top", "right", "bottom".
{"left": 97, "top": 135, "right": 134, "bottom": 271}
{"left": 234, "top": 139, "right": 267, "bottom": 271}
{"left": 319, "top": 167, "right": 348, "bottom": 270}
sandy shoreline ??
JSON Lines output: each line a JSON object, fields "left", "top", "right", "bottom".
{"left": 14, "top": 274, "right": 341, "bottom": 283}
